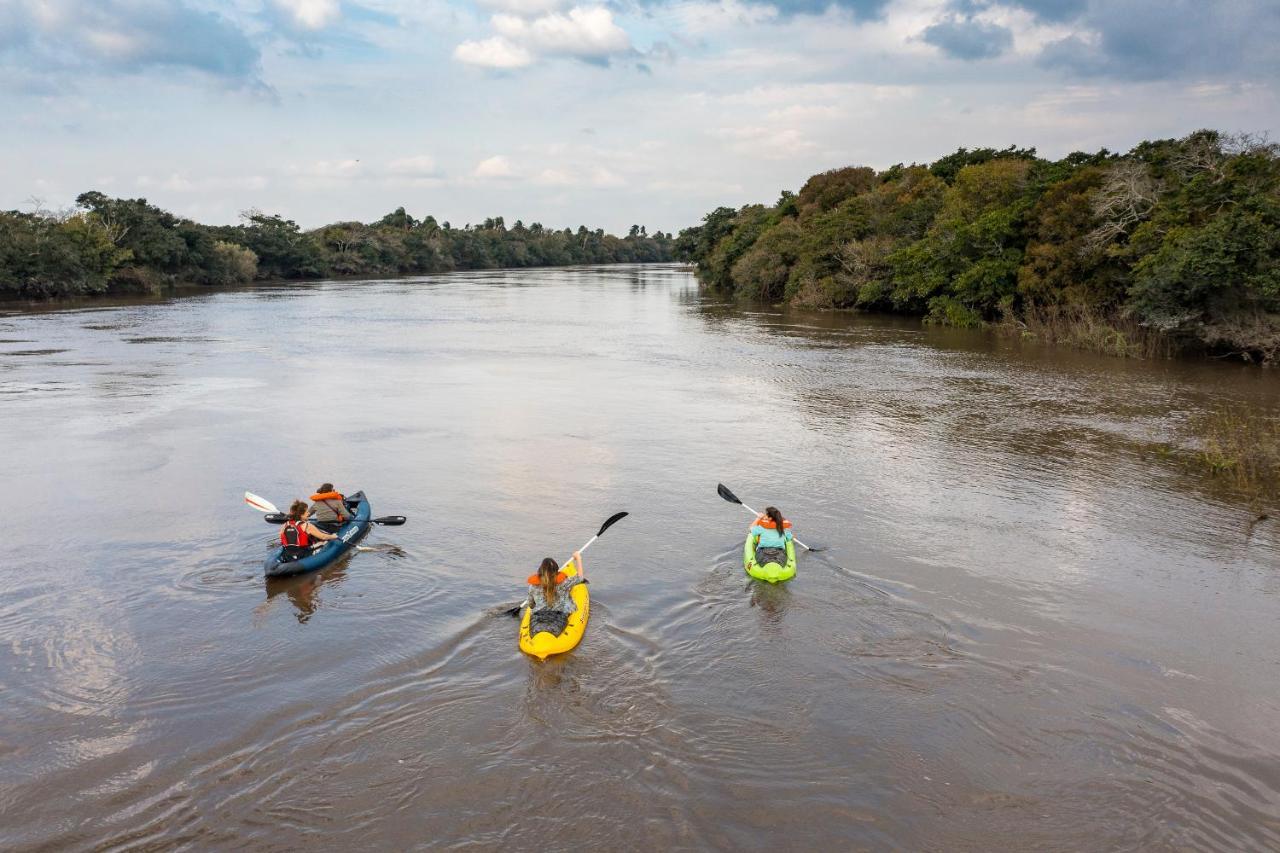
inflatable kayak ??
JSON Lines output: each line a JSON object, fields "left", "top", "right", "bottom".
{"left": 744, "top": 531, "right": 797, "bottom": 583}
{"left": 264, "top": 491, "right": 371, "bottom": 578}
{"left": 519, "top": 562, "right": 589, "bottom": 660}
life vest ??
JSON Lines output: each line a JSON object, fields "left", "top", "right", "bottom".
{"left": 527, "top": 571, "right": 568, "bottom": 585}
{"left": 753, "top": 514, "right": 792, "bottom": 531}
{"left": 310, "top": 491, "right": 344, "bottom": 502}
{"left": 281, "top": 520, "right": 311, "bottom": 548}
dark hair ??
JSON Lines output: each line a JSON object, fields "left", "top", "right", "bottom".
{"left": 765, "top": 506, "right": 786, "bottom": 537}
{"left": 538, "top": 557, "right": 560, "bottom": 605}
{"left": 288, "top": 500, "right": 309, "bottom": 521}
{"left": 317, "top": 483, "right": 334, "bottom": 494}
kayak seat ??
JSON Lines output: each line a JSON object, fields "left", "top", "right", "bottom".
{"left": 528, "top": 608, "right": 570, "bottom": 637}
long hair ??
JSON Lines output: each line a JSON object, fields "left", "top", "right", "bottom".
{"left": 288, "top": 500, "right": 309, "bottom": 522}
{"left": 765, "top": 506, "right": 786, "bottom": 537}
{"left": 538, "top": 557, "right": 560, "bottom": 605}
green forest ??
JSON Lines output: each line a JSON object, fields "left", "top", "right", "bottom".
{"left": 0, "top": 193, "right": 674, "bottom": 300}
{"left": 676, "top": 130, "right": 1280, "bottom": 363}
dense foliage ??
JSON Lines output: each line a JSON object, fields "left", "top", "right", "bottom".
{"left": 0, "top": 196, "right": 674, "bottom": 300}
{"left": 677, "top": 131, "right": 1280, "bottom": 362}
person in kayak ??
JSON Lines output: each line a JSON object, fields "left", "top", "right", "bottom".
{"left": 308, "top": 484, "right": 350, "bottom": 532}
{"left": 281, "top": 499, "right": 338, "bottom": 561}
{"left": 750, "top": 507, "right": 793, "bottom": 566}
{"left": 523, "top": 551, "right": 585, "bottom": 636}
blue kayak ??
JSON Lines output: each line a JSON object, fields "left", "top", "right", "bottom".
{"left": 264, "top": 491, "right": 372, "bottom": 577}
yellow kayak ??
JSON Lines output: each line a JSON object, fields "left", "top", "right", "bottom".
{"left": 519, "top": 562, "right": 589, "bottom": 660}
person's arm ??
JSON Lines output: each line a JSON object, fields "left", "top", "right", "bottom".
{"left": 570, "top": 550, "right": 584, "bottom": 575}
{"left": 305, "top": 522, "right": 337, "bottom": 541}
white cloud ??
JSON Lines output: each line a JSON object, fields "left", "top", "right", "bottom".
{"left": 475, "top": 0, "right": 571, "bottom": 15}
{"left": 474, "top": 155, "right": 516, "bottom": 177}
{"left": 388, "top": 154, "right": 440, "bottom": 177}
{"left": 590, "top": 165, "right": 625, "bottom": 187}
{"left": 531, "top": 164, "right": 626, "bottom": 187}
{"left": 717, "top": 125, "right": 818, "bottom": 159}
{"left": 456, "top": 4, "right": 631, "bottom": 68}
{"left": 274, "top": 0, "right": 342, "bottom": 30}
{"left": 454, "top": 36, "right": 535, "bottom": 68}
{"left": 136, "top": 173, "right": 269, "bottom": 192}
{"left": 492, "top": 6, "right": 630, "bottom": 59}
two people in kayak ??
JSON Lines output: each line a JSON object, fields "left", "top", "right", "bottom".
{"left": 523, "top": 551, "right": 585, "bottom": 636}
{"left": 278, "top": 483, "right": 350, "bottom": 561}
{"left": 748, "top": 506, "right": 792, "bottom": 566}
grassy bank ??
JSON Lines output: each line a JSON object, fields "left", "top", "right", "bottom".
{"left": 1004, "top": 305, "right": 1178, "bottom": 360}
{"left": 1190, "top": 405, "right": 1280, "bottom": 501}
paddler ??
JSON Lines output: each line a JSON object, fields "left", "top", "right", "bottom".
{"left": 281, "top": 500, "right": 338, "bottom": 561}
{"left": 308, "top": 483, "right": 350, "bottom": 532}
{"left": 523, "top": 551, "right": 586, "bottom": 636}
{"left": 749, "top": 506, "right": 793, "bottom": 566}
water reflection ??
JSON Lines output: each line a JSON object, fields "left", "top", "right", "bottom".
{"left": 264, "top": 563, "right": 351, "bottom": 624}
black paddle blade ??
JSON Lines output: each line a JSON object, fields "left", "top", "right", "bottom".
{"left": 717, "top": 483, "right": 742, "bottom": 505}
{"left": 265, "top": 513, "right": 404, "bottom": 525}
{"left": 597, "top": 511, "right": 629, "bottom": 537}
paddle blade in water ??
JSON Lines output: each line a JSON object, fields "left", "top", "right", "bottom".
{"left": 370, "top": 516, "right": 407, "bottom": 526}
{"left": 717, "top": 483, "right": 742, "bottom": 505}
{"left": 597, "top": 511, "right": 629, "bottom": 537}
{"left": 245, "top": 492, "right": 278, "bottom": 514}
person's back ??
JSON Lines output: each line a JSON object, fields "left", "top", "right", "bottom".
{"left": 280, "top": 500, "right": 337, "bottom": 561}
{"left": 524, "top": 554, "right": 584, "bottom": 635}
{"left": 309, "top": 483, "right": 350, "bottom": 530}
{"left": 751, "top": 508, "right": 792, "bottom": 549}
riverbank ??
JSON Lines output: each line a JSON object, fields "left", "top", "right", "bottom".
{"left": 1, "top": 194, "right": 675, "bottom": 300}
{"left": 676, "top": 130, "right": 1280, "bottom": 365}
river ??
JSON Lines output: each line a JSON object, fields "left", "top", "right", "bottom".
{"left": 2, "top": 264, "right": 1279, "bottom": 850}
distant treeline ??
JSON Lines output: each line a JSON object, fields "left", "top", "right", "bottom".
{"left": 676, "top": 130, "right": 1280, "bottom": 363}
{"left": 0, "top": 193, "right": 675, "bottom": 299}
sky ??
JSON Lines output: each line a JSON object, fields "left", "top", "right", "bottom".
{"left": 2, "top": 0, "right": 1278, "bottom": 234}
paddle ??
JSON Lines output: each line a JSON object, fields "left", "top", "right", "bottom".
{"left": 717, "top": 483, "right": 823, "bottom": 552}
{"left": 246, "top": 492, "right": 407, "bottom": 526}
{"left": 245, "top": 491, "right": 278, "bottom": 514}
{"left": 261, "top": 513, "right": 406, "bottom": 526}
{"left": 504, "top": 511, "right": 629, "bottom": 616}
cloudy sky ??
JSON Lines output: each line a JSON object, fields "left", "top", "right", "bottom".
{"left": 2, "top": 0, "right": 1278, "bottom": 233}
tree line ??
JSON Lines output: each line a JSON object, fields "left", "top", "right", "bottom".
{"left": 675, "top": 130, "right": 1280, "bottom": 363}
{"left": 0, "top": 193, "right": 675, "bottom": 299}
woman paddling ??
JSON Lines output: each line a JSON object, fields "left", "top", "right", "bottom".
{"left": 749, "top": 507, "right": 793, "bottom": 567}
{"left": 280, "top": 500, "right": 338, "bottom": 561}
{"left": 523, "top": 551, "right": 585, "bottom": 637}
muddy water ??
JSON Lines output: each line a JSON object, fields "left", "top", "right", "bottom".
{"left": 2, "top": 264, "right": 1279, "bottom": 850}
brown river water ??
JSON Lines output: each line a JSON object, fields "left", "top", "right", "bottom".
{"left": 2, "top": 264, "right": 1279, "bottom": 850}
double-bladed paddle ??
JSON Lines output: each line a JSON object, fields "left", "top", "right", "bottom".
{"left": 245, "top": 490, "right": 407, "bottom": 526}
{"left": 717, "top": 483, "right": 823, "bottom": 551}
{"left": 504, "top": 511, "right": 629, "bottom": 616}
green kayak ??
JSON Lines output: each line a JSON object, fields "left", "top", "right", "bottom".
{"left": 744, "top": 531, "right": 796, "bottom": 583}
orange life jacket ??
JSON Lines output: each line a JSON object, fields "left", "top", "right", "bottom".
{"left": 310, "top": 491, "right": 344, "bottom": 502}
{"left": 527, "top": 571, "right": 569, "bottom": 585}
{"left": 753, "top": 514, "right": 792, "bottom": 530}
